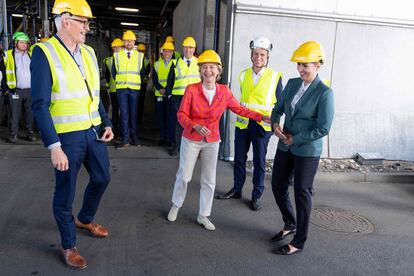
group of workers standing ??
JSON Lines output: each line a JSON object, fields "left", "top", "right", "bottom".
{"left": 4, "top": 0, "right": 334, "bottom": 269}
{"left": 103, "top": 32, "right": 201, "bottom": 156}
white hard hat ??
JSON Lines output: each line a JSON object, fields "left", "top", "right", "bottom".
{"left": 250, "top": 37, "right": 273, "bottom": 51}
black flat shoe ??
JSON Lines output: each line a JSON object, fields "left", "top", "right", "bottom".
{"left": 215, "top": 189, "right": 241, "bottom": 200}
{"left": 270, "top": 229, "right": 296, "bottom": 242}
{"left": 273, "top": 244, "right": 302, "bottom": 255}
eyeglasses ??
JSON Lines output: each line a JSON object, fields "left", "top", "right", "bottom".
{"left": 68, "top": 17, "right": 90, "bottom": 27}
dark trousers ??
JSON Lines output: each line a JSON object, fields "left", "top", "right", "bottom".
{"left": 109, "top": 92, "right": 120, "bottom": 136}
{"left": 8, "top": 88, "right": 34, "bottom": 136}
{"left": 100, "top": 91, "right": 110, "bottom": 113}
{"left": 137, "top": 83, "right": 147, "bottom": 125}
{"left": 233, "top": 121, "right": 272, "bottom": 199}
{"left": 0, "top": 93, "right": 6, "bottom": 126}
{"left": 53, "top": 127, "right": 110, "bottom": 249}
{"left": 155, "top": 96, "right": 171, "bottom": 142}
{"left": 271, "top": 148, "right": 320, "bottom": 249}
{"left": 117, "top": 88, "right": 140, "bottom": 144}
{"left": 171, "top": 95, "right": 183, "bottom": 150}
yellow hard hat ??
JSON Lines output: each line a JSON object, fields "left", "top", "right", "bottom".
{"left": 137, "top": 43, "right": 146, "bottom": 51}
{"left": 165, "top": 36, "right": 174, "bottom": 43}
{"left": 39, "top": 37, "right": 49, "bottom": 43}
{"left": 290, "top": 41, "right": 325, "bottom": 63}
{"left": 198, "top": 49, "right": 222, "bottom": 65}
{"left": 182, "top": 36, "right": 196, "bottom": 47}
{"left": 123, "top": 30, "right": 136, "bottom": 41}
{"left": 52, "top": 0, "right": 95, "bottom": 18}
{"left": 111, "top": 38, "right": 123, "bottom": 48}
{"left": 161, "top": 42, "right": 175, "bottom": 51}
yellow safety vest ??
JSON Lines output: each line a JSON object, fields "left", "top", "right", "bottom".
{"left": 154, "top": 58, "right": 174, "bottom": 97}
{"left": 235, "top": 67, "right": 282, "bottom": 131}
{"left": 172, "top": 57, "right": 200, "bottom": 96}
{"left": 114, "top": 50, "right": 143, "bottom": 90}
{"left": 4, "top": 49, "right": 32, "bottom": 89}
{"left": 36, "top": 36, "right": 101, "bottom": 134}
{"left": 104, "top": 56, "right": 116, "bottom": 93}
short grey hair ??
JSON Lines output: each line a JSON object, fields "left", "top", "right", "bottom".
{"left": 54, "top": 13, "right": 70, "bottom": 32}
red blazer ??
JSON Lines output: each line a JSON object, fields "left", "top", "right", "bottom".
{"left": 178, "top": 82, "right": 263, "bottom": 142}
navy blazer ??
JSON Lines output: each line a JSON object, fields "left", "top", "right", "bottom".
{"left": 271, "top": 75, "right": 334, "bottom": 157}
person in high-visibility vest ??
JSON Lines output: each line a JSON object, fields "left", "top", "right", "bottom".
{"left": 164, "top": 35, "right": 181, "bottom": 60}
{"left": 31, "top": 0, "right": 114, "bottom": 269}
{"left": 270, "top": 41, "right": 334, "bottom": 255}
{"left": 4, "top": 31, "right": 36, "bottom": 143}
{"left": 215, "top": 37, "right": 283, "bottom": 211}
{"left": 104, "top": 38, "right": 123, "bottom": 137}
{"left": 152, "top": 41, "right": 176, "bottom": 146}
{"left": 112, "top": 30, "right": 145, "bottom": 149}
{"left": 0, "top": 47, "right": 6, "bottom": 123}
{"left": 137, "top": 43, "right": 150, "bottom": 126}
{"left": 167, "top": 36, "right": 201, "bottom": 156}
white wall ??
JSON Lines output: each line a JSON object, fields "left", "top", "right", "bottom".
{"left": 329, "top": 23, "right": 414, "bottom": 160}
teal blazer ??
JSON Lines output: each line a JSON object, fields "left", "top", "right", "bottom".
{"left": 271, "top": 75, "right": 334, "bottom": 157}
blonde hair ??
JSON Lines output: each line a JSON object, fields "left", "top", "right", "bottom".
{"left": 199, "top": 63, "right": 223, "bottom": 82}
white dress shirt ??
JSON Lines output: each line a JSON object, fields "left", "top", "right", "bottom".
{"left": 291, "top": 81, "right": 311, "bottom": 114}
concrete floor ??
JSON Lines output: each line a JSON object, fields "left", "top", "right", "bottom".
{"left": 0, "top": 142, "right": 414, "bottom": 276}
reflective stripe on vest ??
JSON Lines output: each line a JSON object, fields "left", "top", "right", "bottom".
{"left": 154, "top": 58, "right": 174, "bottom": 96}
{"left": 105, "top": 57, "right": 117, "bottom": 93}
{"left": 4, "top": 50, "right": 17, "bottom": 89}
{"left": 36, "top": 37, "right": 101, "bottom": 133}
{"left": 235, "top": 67, "right": 282, "bottom": 131}
{"left": 114, "top": 50, "right": 143, "bottom": 90}
{"left": 172, "top": 57, "right": 200, "bottom": 95}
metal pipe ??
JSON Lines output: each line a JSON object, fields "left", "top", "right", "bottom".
{"left": 42, "top": 0, "right": 50, "bottom": 37}
{"left": 236, "top": 4, "right": 414, "bottom": 29}
{"left": 213, "top": 0, "right": 220, "bottom": 51}
{"left": 160, "top": 0, "right": 169, "bottom": 16}
{"left": 1, "top": 0, "right": 8, "bottom": 49}
{"left": 220, "top": 0, "right": 236, "bottom": 161}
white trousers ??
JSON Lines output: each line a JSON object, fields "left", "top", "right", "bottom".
{"left": 171, "top": 136, "right": 220, "bottom": 216}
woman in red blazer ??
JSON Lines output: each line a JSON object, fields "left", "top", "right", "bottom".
{"left": 166, "top": 50, "right": 269, "bottom": 230}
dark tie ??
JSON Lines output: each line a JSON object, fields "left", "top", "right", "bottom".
{"left": 127, "top": 52, "right": 131, "bottom": 59}
{"left": 187, "top": 60, "right": 190, "bottom": 67}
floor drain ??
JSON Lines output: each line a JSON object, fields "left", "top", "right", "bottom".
{"left": 310, "top": 206, "right": 374, "bottom": 234}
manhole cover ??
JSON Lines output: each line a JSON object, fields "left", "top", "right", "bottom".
{"left": 310, "top": 206, "right": 374, "bottom": 234}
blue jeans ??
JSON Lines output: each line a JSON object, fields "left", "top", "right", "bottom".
{"left": 53, "top": 127, "right": 110, "bottom": 249}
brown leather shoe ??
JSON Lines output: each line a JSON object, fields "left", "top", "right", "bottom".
{"left": 61, "top": 247, "right": 88, "bottom": 269}
{"left": 75, "top": 218, "right": 109, "bottom": 238}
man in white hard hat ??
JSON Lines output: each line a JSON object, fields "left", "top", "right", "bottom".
{"left": 216, "top": 37, "right": 283, "bottom": 211}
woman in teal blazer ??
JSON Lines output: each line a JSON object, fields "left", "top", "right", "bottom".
{"left": 270, "top": 41, "right": 334, "bottom": 255}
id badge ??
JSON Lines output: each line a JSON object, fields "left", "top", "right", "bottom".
{"left": 12, "top": 94, "right": 19, "bottom": 100}
{"left": 157, "top": 97, "right": 163, "bottom": 102}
